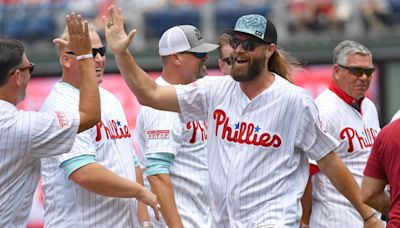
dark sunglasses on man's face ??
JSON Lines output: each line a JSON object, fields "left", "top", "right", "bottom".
{"left": 229, "top": 37, "right": 263, "bottom": 51}
{"left": 338, "top": 64, "right": 375, "bottom": 77}
{"left": 12, "top": 63, "right": 35, "bottom": 75}
{"left": 183, "top": 52, "right": 208, "bottom": 59}
{"left": 222, "top": 57, "right": 233, "bottom": 66}
{"left": 65, "top": 47, "right": 106, "bottom": 57}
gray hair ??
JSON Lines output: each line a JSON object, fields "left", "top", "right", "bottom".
{"left": 333, "top": 40, "right": 372, "bottom": 65}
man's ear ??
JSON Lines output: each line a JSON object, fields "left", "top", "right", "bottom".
{"left": 9, "top": 70, "right": 23, "bottom": 86}
{"left": 218, "top": 59, "right": 224, "bottom": 72}
{"left": 333, "top": 64, "right": 340, "bottom": 81}
{"left": 268, "top": 43, "right": 277, "bottom": 57}
{"left": 171, "top": 53, "right": 182, "bottom": 66}
{"left": 61, "top": 54, "right": 71, "bottom": 68}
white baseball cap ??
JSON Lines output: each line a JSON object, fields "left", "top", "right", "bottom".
{"left": 158, "top": 25, "right": 219, "bottom": 56}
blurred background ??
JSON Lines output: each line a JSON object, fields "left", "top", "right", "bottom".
{"left": 1, "top": 1, "right": 400, "bottom": 226}
{"left": 1, "top": 0, "right": 400, "bottom": 123}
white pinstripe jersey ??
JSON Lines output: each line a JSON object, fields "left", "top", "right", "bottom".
{"left": 391, "top": 109, "right": 400, "bottom": 122}
{"left": 310, "top": 89, "right": 380, "bottom": 228}
{"left": 0, "top": 100, "right": 79, "bottom": 227}
{"left": 175, "top": 75, "right": 339, "bottom": 228}
{"left": 136, "top": 77, "right": 210, "bottom": 228}
{"left": 40, "top": 82, "right": 139, "bottom": 228}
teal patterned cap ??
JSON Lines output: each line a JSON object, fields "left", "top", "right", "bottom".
{"left": 233, "top": 14, "right": 277, "bottom": 44}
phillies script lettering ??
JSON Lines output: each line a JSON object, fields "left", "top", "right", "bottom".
{"left": 186, "top": 121, "right": 208, "bottom": 143}
{"left": 213, "top": 109, "right": 281, "bottom": 148}
{"left": 95, "top": 120, "right": 131, "bottom": 141}
{"left": 340, "top": 127, "right": 378, "bottom": 153}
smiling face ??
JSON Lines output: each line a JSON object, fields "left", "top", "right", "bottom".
{"left": 177, "top": 52, "right": 208, "bottom": 83}
{"left": 333, "top": 53, "right": 373, "bottom": 100}
{"left": 61, "top": 29, "right": 106, "bottom": 86}
{"left": 230, "top": 33, "right": 268, "bottom": 82}
{"left": 89, "top": 31, "right": 106, "bottom": 84}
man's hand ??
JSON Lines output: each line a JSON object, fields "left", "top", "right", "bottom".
{"left": 53, "top": 13, "right": 92, "bottom": 56}
{"left": 138, "top": 190, "right": 160, "bottom": 221}
{"left": 364, "top": 216, "right": 384, "bottom": 228}
{"left": 103, "top": 5, "right": 136, "bottom": 55}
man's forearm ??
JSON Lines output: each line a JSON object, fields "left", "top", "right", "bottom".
{"left": 148, "top": 174, "right": 184, "bottom": 228}
{"left": 113, "top": 51, "right": 158, "bottom": 106}
{"left": 70, "top": 163, "right": 147, "bottom": 198}
{"left": 317, "top": 152, "right": 374, "bottom": 218}
{"left": 113, "top": 51, "right": 180, "bottom": 112}
{"left": 136, "top": 166, "right": 151, "bottom": 224}
{"left": 77, "top": 58, "right": 100, "bottom": 133}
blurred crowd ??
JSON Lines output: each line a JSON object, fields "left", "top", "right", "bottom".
{"left": 1, "top": 0, "right": 400, "bottom": 44}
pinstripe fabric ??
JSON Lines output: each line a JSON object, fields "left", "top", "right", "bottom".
{"left": 310, "top": 89, "right": 380, "bottom": 228}
{"left": 0, "top": 100, "right": 79, "bottom": 227}
{"left": 175, "top": 75, "right": 339, "bottom": 228}
{"left": 40, "top": 82, "right": 139, "bottom": 228}
{"left": 137, "top": 77, "right": 210, "bottom": 228}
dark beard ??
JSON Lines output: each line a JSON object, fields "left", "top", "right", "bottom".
{"left": 231, "top": 55, "right": 266, "bottom": 82}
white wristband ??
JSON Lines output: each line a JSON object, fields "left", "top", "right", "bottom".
{"left": 76, "top": 54, "right": 93, "bottom": 61}
{"left": 141, "top": 221, "right": 153, "bottom": 227}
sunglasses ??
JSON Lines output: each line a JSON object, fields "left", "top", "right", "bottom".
{"left": 12, "top": 63, "right": 35, "bottom": 74}
{"left": 183, "top": 52, "right": 208, "bottom": 59}
{"left": 338, "top": 64, "right": 375, "bottom": 77}
{"left": 222, "top": 57, "right": 233, "bottom": 66}
{"left": 229, "top": 37, "right": 264, "bottom": 51}
{"left": 66, "top": 47, "right": 106, "bottom": 57}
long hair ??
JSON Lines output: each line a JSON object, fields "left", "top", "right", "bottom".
{"left": 268, "top": 48, "right": 300, "bottom": 83}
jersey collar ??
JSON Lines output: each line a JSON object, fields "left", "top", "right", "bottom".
{"left": 329, "top": 82, "right": 364, "bottom": 113}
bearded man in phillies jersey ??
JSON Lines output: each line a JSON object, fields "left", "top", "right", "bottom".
{"left": 309, "top": 40, "right": 383, "bottom": 228}
{"left": 104, "top": 5, "right": 380, "bottom": 228}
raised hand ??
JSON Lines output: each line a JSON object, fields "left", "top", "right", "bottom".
{"left": 53, "top": 13, "right": 92, "bottom": 56}
{"left": 103, "top": 5, "right": 136, "bottom": 55}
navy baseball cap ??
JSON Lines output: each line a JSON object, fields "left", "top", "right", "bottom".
{"left": 227, "top": 14, "right": 277, "bottom": 44}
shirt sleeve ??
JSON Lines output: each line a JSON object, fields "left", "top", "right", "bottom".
{"left": 136, "top": 106, "right": 180, "bottom": 156}
{"left": 60, "top": 154, "right": 97, "bottom": 177}
{"left": 175, "top": 76, "right": 216, "bottom": 123}
{"left": 55, "top": 128, "right": 97, "bottom": 166}
{"left": 145, "top": 153, "right": 175, "bottom": 176}
{"left": 29, "top": 110, "right": 80, "bottom": 159}
{"left": 364, "top": 132, "right": 386, "bottom": 180}
{"left": 295, "top": 93, "right": 339, "bottom": 161}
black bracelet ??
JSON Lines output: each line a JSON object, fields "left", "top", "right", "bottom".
{"left": 363, "top": 213, "right": 376, "bottom": 222}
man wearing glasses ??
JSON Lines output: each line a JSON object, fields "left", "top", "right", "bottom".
{"left": 0, "top": 14, "right": 101, "bottom": 227}
{"left": 104, "top": 5, "right": 379, "bottom": 227}
{"left": 136, "top": 25, "right": 218, "bottom": 228}
{"left": 308, "top": 40, "right": 383, "bottom": 227}
{"left": 217, "top": 33, "right": 233, "bottom": 75}
{"left": 39, "top": 23, "right": 159, "bottom": 227}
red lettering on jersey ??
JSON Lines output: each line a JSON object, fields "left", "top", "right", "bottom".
{"left": 55, "top": 111, "right": 68, "bottom": 128}
{"left": 340, "top": 127, "right": 378, "bottom": 153}
{"left": 95, "top": 120, "right": 131, "bottom": 141}
{"left": 213, "top": 109, "right": 281, "bottom": 148}
{"left": 146, "top": 130, "right": 170, "bottom": 139}
{"left": 186, "top": 121, "right": 208, "bottom": 143}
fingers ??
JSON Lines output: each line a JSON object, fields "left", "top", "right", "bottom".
{"left": 126, "top": 29, "right": 137, "bottom": 45}
{"left": 153, "top": 203, "right": 160, "bottom": 221}
{"left": 52, "top": 38, "right": 68, "bottom": 47}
